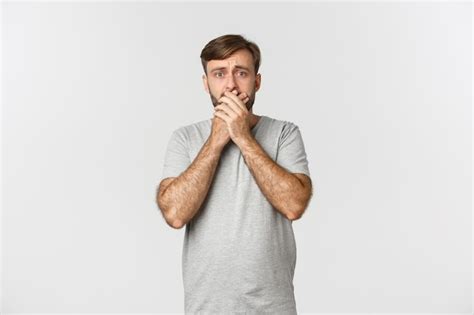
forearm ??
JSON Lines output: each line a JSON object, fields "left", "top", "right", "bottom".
{"left": 158, "top": 138, "right": 222, "bottom": 228}
{"left": 237, "top": 136, "right": 309, "bottom": 220}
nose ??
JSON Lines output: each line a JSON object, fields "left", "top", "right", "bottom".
{"left": 225, "top": 75, "right": 237, "bottom": 92}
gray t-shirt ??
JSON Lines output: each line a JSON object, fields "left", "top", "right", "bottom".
{"left": 161, "top": 115, "right": 311, "bottom": 314}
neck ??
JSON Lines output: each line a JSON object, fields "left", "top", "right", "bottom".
{"left": 249, "top": 112, "right": 261, "bottom": 129}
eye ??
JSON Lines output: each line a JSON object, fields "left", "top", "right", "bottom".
{"left": 237, "top": 71, "right": 247, "bottom": 77}
{"left": 214, "top": 72, "right": 224, "bottom": 78}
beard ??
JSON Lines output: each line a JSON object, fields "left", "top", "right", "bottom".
{"left": 210, "top": 89, "right": 256, "bottom": 111}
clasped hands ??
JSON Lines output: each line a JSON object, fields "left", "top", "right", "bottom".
{"left": 213, "top": 89, "right": 253, "bottom": 145}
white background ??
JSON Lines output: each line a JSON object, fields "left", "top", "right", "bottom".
{"left": 1, "top": 1, "right": 472, "bottom": 313}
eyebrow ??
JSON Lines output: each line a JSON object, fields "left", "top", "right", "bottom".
{"left": 210, "top": 65, "right": 251, "bottom": 73}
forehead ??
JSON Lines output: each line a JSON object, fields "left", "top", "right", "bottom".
{"left": 207, "top": 49, "right": 254, "bottom": 70}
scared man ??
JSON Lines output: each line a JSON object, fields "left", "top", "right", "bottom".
{"left": 157, "top": 34, "right": 313, "bottom": 314}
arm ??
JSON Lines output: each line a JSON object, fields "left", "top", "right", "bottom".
{"left": 236, "top": 136, "right": 313, "bottom": 221}
{"left": 213, "top": 91, "right": 313, "bottom": 220}
{"left": 157, "top": 138, "right": 223, "bottom": 229}
{"left": 158, "top": 91, "right": 249, "bottom": 229}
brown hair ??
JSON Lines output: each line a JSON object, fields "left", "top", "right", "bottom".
{"left": 200, "top": 34, "right": 261, "bottom": 75}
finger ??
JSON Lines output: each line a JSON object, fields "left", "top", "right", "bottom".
{"left": 228, "top": 90, "right": 247, "bottom": 102}
{"left": 217, "top": 96, "right": 243, "bottom": 116}
{"left": 214, "top": 109, "right": 231, "bottom": 123}
{"left": 232, "top": 89, "right": 248, "bottom": 99}
{"left": 224, "top": 91, "right": 248, "bottom": 111}
{"left": 215, "top": 103, "right": 239, "bottom": 119}
{"left": 239, "top": 94, "right": 249, "bottom": 103}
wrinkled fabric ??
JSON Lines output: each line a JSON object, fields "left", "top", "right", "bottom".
{"left": 161, "top": 115, "right": 311, "bottom": 314}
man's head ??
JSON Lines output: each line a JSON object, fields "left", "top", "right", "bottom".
{"left": 200, "top": 34, "right": 262, "bottom": 111}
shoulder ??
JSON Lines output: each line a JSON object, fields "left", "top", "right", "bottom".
{"left": 263, "top": 115, "right": 299, "bottom": 128}
{"left": 262, "top": 115, "right": 301, "bottom": 138}
{"left": 171, "top": 118, "right": 211, "bottom": 138}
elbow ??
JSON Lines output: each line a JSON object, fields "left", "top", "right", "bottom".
{"left": 157, "top": 196, "right": 186, "bottom": 230}
{"left": 156, "top": 180, "right": 185, "bottom": 229}
{"left": 167, "top": 217, "right": 186, "bottom": 229}
{"left": 161, "top": 207, "right": 186, "bottom": 229}
{"left": 286, "top": 189, "right": 313, "bottom": 221}
{"left": 163, "top": 210, "right": 186, "bottom": 230}
{"left": 286, "top": 208, "right": 304, "bottom": 221}
{"left": 285, "top": 199, "right": 311, "bottom": 221}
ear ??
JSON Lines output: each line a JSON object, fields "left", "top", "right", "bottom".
{"left": 255, "top": 73, "right": 261, "bottom": 92}
{"left": 202, "top": 74, "right": 209, "bottom": 93}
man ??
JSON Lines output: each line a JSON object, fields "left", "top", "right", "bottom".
{"left": 156, "top": 34, "right": 313, "bottom": 314}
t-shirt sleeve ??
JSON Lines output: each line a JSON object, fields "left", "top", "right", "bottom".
{"left": 276, "top": 123, "right": 311, "bottom": 177}
{"left": 161, "top": 129, "right": 191, "bottom": 179}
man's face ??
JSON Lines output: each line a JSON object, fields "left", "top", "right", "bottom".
{"left": 202, "top": 49, "right": 261, "bottom": 111}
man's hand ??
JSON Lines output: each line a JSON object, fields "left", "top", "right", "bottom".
{"left": 213, "top": 90, "right": 252, "bottom": 145}
{"left": 210, "top": 90, "right": 249, "bottom": 151}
